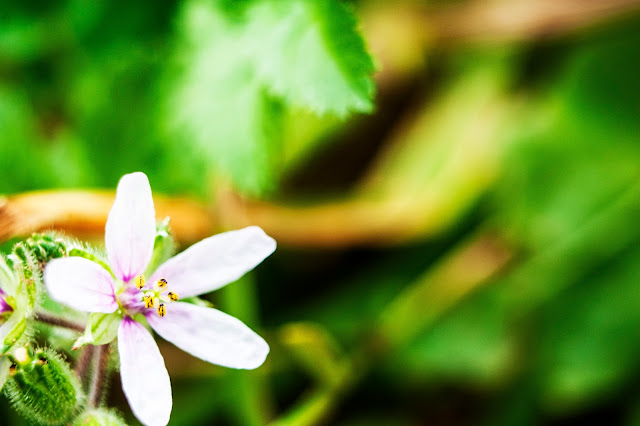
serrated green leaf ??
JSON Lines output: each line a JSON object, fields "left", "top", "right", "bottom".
{"left": 248, "top": 0, "right": 375, "bottom": 116}
{"left": 168, "top": 0, "right": 284, "bottom": 195}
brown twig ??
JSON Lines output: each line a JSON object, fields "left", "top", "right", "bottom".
{"left": 0, "top": 190, "right": 212, "bottom": 245}
{"left": 429, "top": 0, "right": 640, "bottom": 44}
{"left": 35, "top": 311, "right": 85, "bottom": 333}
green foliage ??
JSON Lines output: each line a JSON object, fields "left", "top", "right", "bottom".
{"left": 247, "top": 0, "right": 376, "bottom": 116}
{"left": 166, "top": 0, "right": 375, "bottom": 195}
{"left": 1, "top": 1, "right": 640, "bottom": 425}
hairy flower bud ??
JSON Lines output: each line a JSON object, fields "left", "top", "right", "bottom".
{"left": 73, "top": 408, "right": 127, "bottom": 426}
{"left": 5, "top": 347, "right": 84, "bottom": 425}
{"left": 24, "top": 233, "right": 68, "bottom": 266}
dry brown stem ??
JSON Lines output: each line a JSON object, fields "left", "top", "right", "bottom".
{"left": 0, "top": 190, "right": 212, "bottom": 245}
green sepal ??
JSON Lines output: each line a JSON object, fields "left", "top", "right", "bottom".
{"left": 144, "top": 217, "right": 176, "bottom": 277}
{"left": 73, "top": 313, "right": 122, "bottom": 350}
{"left": 73, "top": 408, "right": 127, "bottom": 426}
{"left": 0, "top": 309, "right": 28, "bottom": 355}
{"left": 5, "top": 347, "right": 84, "bottom": 425}
{"left": 68, "top": 248, "right": 114, "bottom": 279}
{"left": 10, "top": 244, "right": 40, "bottom": 311}
{"left": 0, "top": 254, "right": 19, "bottom": 297}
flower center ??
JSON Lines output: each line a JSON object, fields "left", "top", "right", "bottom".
{"left": 134, "top": 275, "right": 178, "bottom": 317}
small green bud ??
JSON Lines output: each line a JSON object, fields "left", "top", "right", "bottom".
{"left": 73, "top": 313, "right": 121, "bottom": 349}
{"left": 5, "top": 347, "right": 84, "bottom": 425}
{"left": 73, "top": 408, "right": 127, "bottom": 426}
{"left": 24, "top": 233, "right": 67, "bottom": 266}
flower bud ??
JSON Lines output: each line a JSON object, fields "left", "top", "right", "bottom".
{"left": 24, "top": 233, "right": 67, "bottom": 266}
{"left": 5, "top": 347, "right": 84, "bottom": 425}
{"left": 73, "top": 408, "right": 127, "bottom": 426}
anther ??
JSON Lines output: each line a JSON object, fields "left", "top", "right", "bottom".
{"left": 156, "top": 278, "right": 168, "bottom": 289}
{"left": 143, "top": 294, "right": 154, "bottom": 309}
{"left": 157, "top": 303, "right": 166, "bottom": 317}
{"left": 135, "top": 275, "right": 146, "bottom": 290}
{"left": 167, "top": 292, "right": 178, "bottom": 302}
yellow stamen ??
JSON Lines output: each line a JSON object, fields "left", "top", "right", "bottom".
{"left": 156, "top": 278, "right": 168, "bottom": 289}
{"left": 135, "top": 275, "right": 146, "bottom": 290}
{"left": 143, "top": 294, "right": 154, "bottom": 309}
{"left": 157, "top": 303, "right": 166, "bottom": 317}
{"left": 167, "top": 292, "right": 178, "bottom": 302}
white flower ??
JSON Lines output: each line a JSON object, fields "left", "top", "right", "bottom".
{"left": 45, "top": 172, "right": 275, "bottom": 426}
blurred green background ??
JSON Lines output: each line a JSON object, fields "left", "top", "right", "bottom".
{"left": 2, "top": 0, "right": 640, "bottom": 425}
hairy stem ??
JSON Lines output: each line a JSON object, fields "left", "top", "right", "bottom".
{"left": 35, "top": 311, "right": 85, "bottom": 332}
{"left": 75, "top": 345, "right": 94, "bottom": 387}
{"left": 88, "top": 344, "right": 110, "bottom": 408}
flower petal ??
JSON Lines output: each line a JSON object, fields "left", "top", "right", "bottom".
{"left": 45, "top": 258, "right": 117, "bottom": 313}
{"left": 149, "top": 226, "right": 276, "bottom": 298}
{"left": 148, "top": 302, "right": 269, "bottom": 370}
{"left": 118, "top": 317, "right": 172, "bottom": 426}
{"left": 106, "top": 172, "right": 156, "bottom": 282}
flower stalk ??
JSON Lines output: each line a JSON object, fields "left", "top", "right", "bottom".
{"left": 88, "top": 344, "right": 110, "bottom": 408}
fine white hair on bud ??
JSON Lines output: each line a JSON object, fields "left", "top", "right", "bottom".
{"left": 5, "top": 348, "right": 84, "bottom": 425}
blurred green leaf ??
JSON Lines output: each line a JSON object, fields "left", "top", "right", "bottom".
{"left": 248, "top": 0, "right": 376, "bottom": 116}
{"left": 537, "top": 248, "right": 640, "bottom": 413}
{"left": 167, "top": 0, "right": 284, "bottom": 195}
{"left": 278, "top": 322, "right": 348, "bottom": 387}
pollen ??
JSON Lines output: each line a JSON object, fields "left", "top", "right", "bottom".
{"left": 141, "top": 278, "right": 176, "bottom": 317}
{"left": 143, "top": 294, "right": 154, "bottom": 309}
{"left": 135, "top": 275, "right": 146, "bottom": 290}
